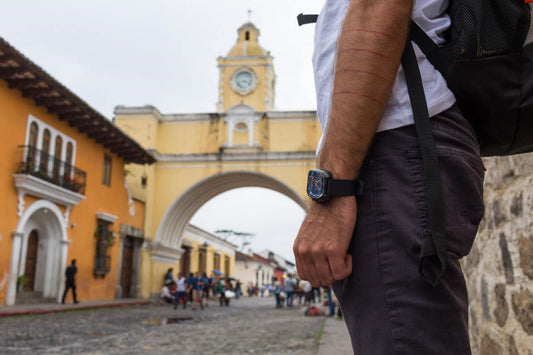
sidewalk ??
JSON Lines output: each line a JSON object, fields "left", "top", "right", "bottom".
{"left": 317, "top": 316, "right": 352, "bottom": 355}
{"left": 0, "top": 298, "right": 149, "bottom": 317}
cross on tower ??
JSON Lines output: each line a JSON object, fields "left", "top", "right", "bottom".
{"left": 248, "top": 9, "right": 252, "bottom": 21}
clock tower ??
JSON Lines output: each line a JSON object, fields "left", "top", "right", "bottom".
{"left": 217, "top": 22, "right": 275, "bottom": 113}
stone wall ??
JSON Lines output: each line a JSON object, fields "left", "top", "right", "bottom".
{"left": 464, "top": 154, "right": 533, "bottom": 354}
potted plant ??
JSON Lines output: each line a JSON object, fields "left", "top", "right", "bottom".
{"left": 16, "top": 275, "right": 27, "bottom": 292}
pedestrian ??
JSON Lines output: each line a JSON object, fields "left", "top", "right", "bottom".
{"left": 174, "top": 272, "right": 187, "bottom": 309}
{"left": 260, "top": 284, "right": 266, "bottom": 298}
{"left": 201, "top": 272, "right": 210, "bottom": 305}
{"left": 293, "top": 1, "right": 484, "bottom": 353}
{"left": 191, "top": 272, "right": 204, "bottom": 310}
{"left": 325, "top": 286, "right": 335, "bottom": 317}
{"left": 235, "top": 279, "right": 241, "bottom": 299}
{"left": 273, "top": 280, "right": 282, "bottom": 308}
{"left": 160, "top": 281, "right": 174, "bottom": 303}
{"left": 164, "top": 268, "right": 173, "bottom": 284}
{"left": 284, "top": 274, "right": 296, "bottom": 307}
{"left": 297, "top": 279, "right": 305, "bottom": 305}
{"left": 61, "top": 259, "right": 78, "bottom": 304}
{"left": 209, "top": 274, "right": 216, "bottom": 297}
{"left": 219, "top": 278, "right": 232, "bottom": 306}
{"left": 186, "top": 273, "right": 194, "bottom": 306}
{"left": 303, "top": 281, "right": 312, "bottom": 309}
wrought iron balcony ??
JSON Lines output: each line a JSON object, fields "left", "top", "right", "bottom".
{"left": 16, "top": 145, "right": 86, "bottom": 195}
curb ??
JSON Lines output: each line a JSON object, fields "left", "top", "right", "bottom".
{"left": 0, "top": 300, "right": 150, "bottom": 318}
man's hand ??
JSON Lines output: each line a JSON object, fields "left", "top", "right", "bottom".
{"left": 293, "top": 196, "right": 356, "bottom": 287}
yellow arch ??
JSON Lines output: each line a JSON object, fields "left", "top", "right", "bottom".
{"left": 155, "top": 170, "right": 307, "bottom": 248}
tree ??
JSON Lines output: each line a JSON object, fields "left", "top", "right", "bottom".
{"left": 214, "top": 229, "right": 255, "bottom": 251}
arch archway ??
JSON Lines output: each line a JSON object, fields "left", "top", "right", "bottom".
{"left": 155, "top": 170, "right": 307, "bottom": 249}
{"left": 6, "top": 200, "right": 68, "bottom": 305}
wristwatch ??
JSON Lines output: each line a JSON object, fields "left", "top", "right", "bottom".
{"left": 306, "top": 168, "right": 363, "bottom": 202}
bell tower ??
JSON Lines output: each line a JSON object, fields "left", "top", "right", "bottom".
{"left": 216, "top": 22, "right": 275, "bottom": 113}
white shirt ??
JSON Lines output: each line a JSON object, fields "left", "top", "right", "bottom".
{"left": 160, "top": 286, "right": 172, "bottom": 298}
{"left": 313, "top": 0, "right": 456, "bottom": 153}
{"left": 176, "top": 277, "right": 186, "bottom": 292}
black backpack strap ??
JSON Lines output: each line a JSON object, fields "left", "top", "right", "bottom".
{"left": 409, "top": 22, "right": 451, "bottom": 76}
{"left": 297, "top": 13, "right": 319, "bottom": 26}
{"left": 401, "top": 35, "right": 447, "bottom": 286}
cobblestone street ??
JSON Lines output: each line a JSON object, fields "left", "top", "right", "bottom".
{"left": 0, "top": 297, "right": 326, "bottom": 354}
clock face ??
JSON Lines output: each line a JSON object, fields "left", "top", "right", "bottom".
{"left": 235, "top": 71, "right": 254, "bottom": 90}
{"left": 307, "top": 170, "right": 326, "bottom": 200}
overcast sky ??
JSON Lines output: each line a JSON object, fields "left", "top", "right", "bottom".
{"left": 1, "top": 1, "right": 326, "bottom": 262}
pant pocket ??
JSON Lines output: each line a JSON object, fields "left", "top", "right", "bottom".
{"left": 406, "top": 148, "right": 485, "bottom": 259}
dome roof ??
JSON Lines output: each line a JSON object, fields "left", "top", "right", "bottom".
{"left": 227, "top": 22, "right": 268, "bottom": 57}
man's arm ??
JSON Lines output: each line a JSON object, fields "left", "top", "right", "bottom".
{"left": 294, "top": 0, "right": 413, "bottom": 287}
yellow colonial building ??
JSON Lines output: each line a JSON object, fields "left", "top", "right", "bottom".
{"left": 0, "top": 37, "right": 154, "bottom": 306}
{"left": 115, "top": 22, "right": 321, "bottom": 298}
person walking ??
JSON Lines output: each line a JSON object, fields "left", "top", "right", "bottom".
{"left": 61, "top": 259, "right": 78, "bottom": 304}
{"left": 273, "top": 280, "right": 282, "bottom": 308}
{"left": 186, "top": 273, "right": 194, "bottom": 307}
{"left": 201, "top": 272, "right": 210, "bottom": 306}
{"left": 235, "top": 279, "right": 242, "bottom": 300}
{"left": 284, "top": 274, "right": 296, "bottom": 307}
{"left": 174, "top": 272, "right": 187, "bottom": 309}
{"left": 190, "top": 272, "right": 204, "bottom": 310}
{"left": 293, "top": 1, "right": 484, "bottom": 353}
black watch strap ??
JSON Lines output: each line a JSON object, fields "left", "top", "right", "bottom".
{"left": 327, "top": 177, "right": 364, "bottom": 197}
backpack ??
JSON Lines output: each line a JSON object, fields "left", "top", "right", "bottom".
{"left": 298, "top": 2, "right": 533, "bottom": 285}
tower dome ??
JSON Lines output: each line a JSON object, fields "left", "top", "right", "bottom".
{"left": 227, "top": 22, "right": 268, "bottom": 57}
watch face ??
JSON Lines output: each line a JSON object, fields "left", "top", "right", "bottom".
{"left": 307, "top": 169, "right": 329, "bottom": 200}
{"left": 235, "top": 71, "right": 254, "bottom": 90}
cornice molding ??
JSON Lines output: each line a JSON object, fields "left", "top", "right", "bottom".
{"left": 14, "top": 174, "right": 85, "bottom": 217}
{"left": 152, "top": 150, "right": 316, "bottom": 163}
{"left": 144, "top": 241, "right": 184, "bottom": 264}
{"left": 96, "top": 211, "right": 118, "bottom": 223}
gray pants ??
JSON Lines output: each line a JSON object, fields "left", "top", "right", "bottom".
{"left": 333, "top": 105, "right": 485, "bottom": 354}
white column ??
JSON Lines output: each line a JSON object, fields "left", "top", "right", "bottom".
{"left": 56, "top": 239, "right": 72, "bottom": 303}
{"left": 228, "top": 121, "right": 235, "bottom": 147}
{"left": 248, "top": 119, "right": 254, "bottom": 146}
{"left": 115, "top": 236, "right": 125, "bottom": 298}
{"left": 17, "top": 232, "right": 29, "bottom": 279}
{"left": 6, "top": 232, "right": 23, "bottom": 305}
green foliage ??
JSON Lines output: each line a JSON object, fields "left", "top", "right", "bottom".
{"left": 214, "top": 229, "right": 255, "bottom": 251}
{"left": 16, "top": 275, "right": 27, "bottom": 285}
{"left": 94, "top": 225, "right": 115, "bottom": 249}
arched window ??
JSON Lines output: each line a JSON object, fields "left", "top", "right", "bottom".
{"left": 42, "top": 129, "right": 50, "bottom": 153}
{"left": 235, "top": 122, "right": 248, "bottom": 132}
{"left": 65, "top": 142, "right": 73, "bottom": 178}
{"left": 29, "top": 122, "right": 38, "bottom": 147}
{"left": 53, "top": 136, "right": 62, "bottom": 180}
{"left": 245, "top": 31, "right": 250, "bottom": 41}
{"left": 27, "top": 122, "right": 39, "bottom": 167}
{"left": 40, "top": 129, "right": 51, "bottom": 173}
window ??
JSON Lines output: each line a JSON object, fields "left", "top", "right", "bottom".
{"left": 27, "top": 122, "right": 38, "bottom": 167}
{"left": 224, "top": 256, "right": 230, "bottom": 276}
{"left": 213, "top": 253, "right": 220, "bottom": 271}
{"left": 102, "top": 154, "right": 112, "bottom": 186}
{"left": 65, "top": 142, "right": 73, "bottom": 178}
{"left": 40, "top": 129, "right": 51, "bottom": 173}
{"left": 94, "top": 219, "right": 112, "bottom": 277}
{"left": 245, "top": 31, "right": 250, "bottom": 41}
{"left": 24, "top": 116, "right": 77, "bottom": 183}
{"left": 52, "top": 136, "right": 62, "bottom": 180}
{"left": 235, "top": 122, "right": 248, "bottom": 132}
{"left": 198, "top": 247, "right": 206, "bottom": 274}
{"left": 29, "top": 122, "right": 38, "bottom": 147}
